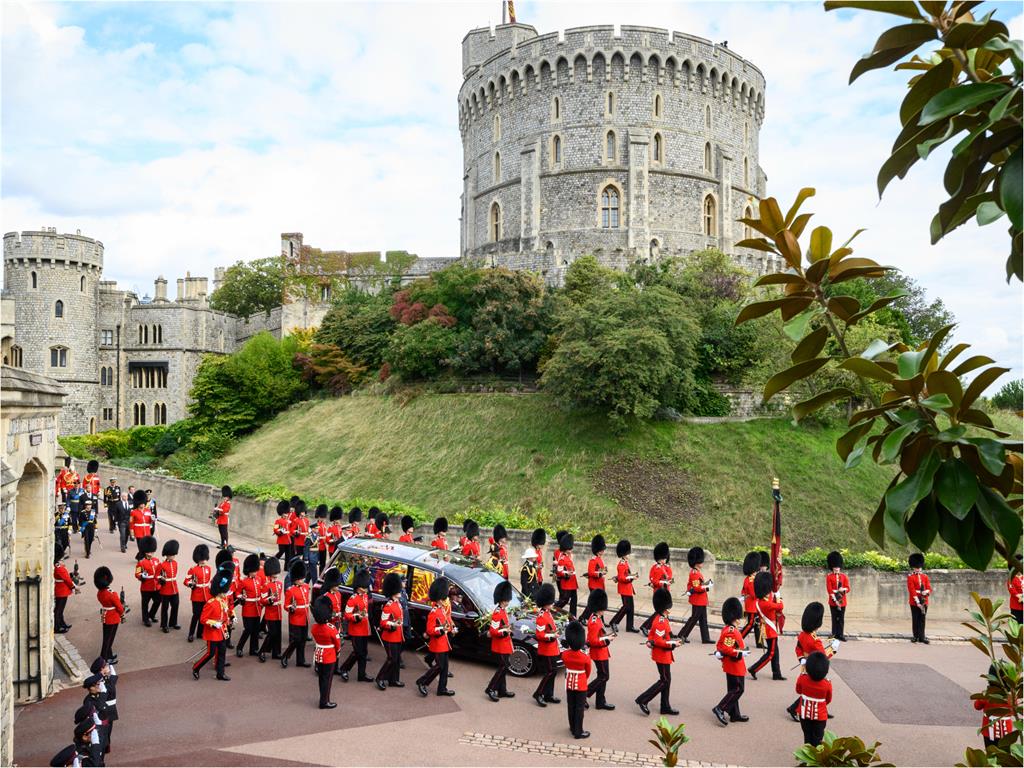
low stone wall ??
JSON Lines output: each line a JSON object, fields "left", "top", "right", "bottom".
{"left": 83, "top": 462, "right": 1009, "bottom": 625}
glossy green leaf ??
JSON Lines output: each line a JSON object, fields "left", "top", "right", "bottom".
{"left": 921, "top": 323, "right": 956, "bottom": 371}
{"left": 794, "top": 388, "right": 855, "bottom": 422}
{"left": 753, "top": 273, "right": 806, "bottom": 288}
{"left": 925, "top": 369, "right": 964, "bottom": 408}
{"left": 845, "top": 437, "right": 869, "bottom": 469}
{"left": 837, "top": 419, "right": 875, "bottom": 461}
{"left": 963, "top": 437, "right": 1007, "bottom": 475}
{"left": 783, "top": 309, "right": 818, "bottom": 342}
{"left": 906, "top": 494, "right": 940, "bottom": 551}
{"left": 735, "top": 237, "right": 779, "bottom": 254}
{"left": 951, "top": 355, "right": 995, "bottom": 377}
{"left": 920, "top": 83, "right": 1010, "bottom": 124}
{"left": 885, "top": 450, "right": 940, "bottom": 517}
{"left": 791, "top": 326, "right": 829, "bottom": 363}
{"left": 780, "top": 296, "right": 815, "bottom": 322}
{"left": 957, "top": 508, "right": 996, "bottom": 572}
{"left": 735, "top": 298, "right": 790, "bottom": 324}
{"left": 975, "top": 487, "right": 1023, "bottom": 561}
{"left": 861, "top": 338, "right": 896, "bottom": 360}
{"left": 900, "top": 58, "right": 956, "bottom": 124}
{"left": 919, "top": 393, "right": 954, "bottom": 411}
{"left": 763, "top": 358, "right": 831, "bottom": 402}
{"left": 808, "top": 226, "right": 833, "bottom": 262}
{"left": 851, "top": 40, "right": 935, "bottom": 84}
{"left": 839, "top": 357, "right": 896, "bottom": 382}
{"left": 976, "top": 200, "right": 1006, "bottom": 225}
{"left": 936, "top": 425, "right": 967, "bottom": 442}
{"left": 784, "top": 188, "right": 816, "bottom": 227}
{"left": 827, "top": 295, "right": 861, "bottom": 322}
{"left": 939, "top": 342, "right": 970, "bottom": 370}
{"left": 881, "top": 421, "right": 919, "bottom": 463}
{"left": 847, "top": 293, "right": 908, "bottom": 326}
{"left": 961, "top": 366, "right": 1011, "bottom": 411}
{"left": 935, "top": 459, "right": 979, "bottom": 520}
{"left": 759, "top": 197, "right": 784, "bottom": 235}
{"left": 1000, "top": 147, "right": 1022, "bottom": 231}
{"left": 897, "top": 350, "right": 927, "bottom": 379}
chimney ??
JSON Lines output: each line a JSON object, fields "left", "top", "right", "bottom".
{"left": 176, "top": 278, "right": 184, "bottom": 301}
{"left": 154, "top": 275, "right": 168, "bottom": 302}
{"left": 213, "top": 266, "right": 225, "bottom": 293}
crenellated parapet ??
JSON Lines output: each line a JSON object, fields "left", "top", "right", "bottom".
{"left": 3, "top": 228, "right": 104, "bottom": 274}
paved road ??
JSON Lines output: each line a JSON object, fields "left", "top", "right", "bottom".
{"left": 15, "top": 515, "right": 991, "bottom": 767}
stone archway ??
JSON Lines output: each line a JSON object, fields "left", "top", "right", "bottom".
{"left": 15, "top": 458, "right": 48, "bottom": 566}
{"left": 13, "top": 457, "right": 50, "bottom": 703}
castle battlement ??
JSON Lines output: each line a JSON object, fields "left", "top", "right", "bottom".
{"left": 3, "top": 229, "right": 104, "bottom": 271}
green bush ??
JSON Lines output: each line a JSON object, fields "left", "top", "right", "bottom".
{"left": 386, "top": 318, "right": 460, "bottom": 379}
{"left": 59, "top": 428, "right": 167, "bottom": 460}
{"left": 111, "top": 454, "right": 161, "bottom": 470}
{"left": 991, "top": 378, "right": 1023, "bottom": 412}
{"left": 126, "top": 426, "right": 168, "bottom": 455}
{"left": 315, "top": 289, "right": 396, "bottom": 370}
{"left": 781, "top": 546, "right": 992, "bottom": 572}
{"left": 685, "top": 379, "right": 731, "bottom": 417}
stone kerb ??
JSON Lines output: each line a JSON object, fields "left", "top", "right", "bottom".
{"left": 76, "top": 462, "right": 1004, "bottom": 626}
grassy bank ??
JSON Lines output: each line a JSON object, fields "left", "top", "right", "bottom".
{"left": 209, "top": 392, "right": 930, "bottom": 560}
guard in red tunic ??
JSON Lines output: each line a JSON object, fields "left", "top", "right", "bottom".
{"left": 786, "top": 602, "right": 839, "bottom": 721}
{"left": 318, "top": 567, "right": 345, "bottom": 671}
{"left": 94, "top": 566, "right": 124, "bottom": 662}
{"left": 184, "top": 544, "right": 211, "bottom": 642}
{"left": 83, "top": 459, "right": 102, "bottom": 509}
{"left": 128, "top": 489, "right": 152, "bottom": 544}
{"left": 582, "top": 535, "right": 607, "bottom": 622}
{"left": 1008, "top": 569, "right": 1023, "bottom": 624}
{"left": 490, "top": 524, "right": 510, "bottom": 579}
{"left": 636, "top": 587, "right": 680, "bottom": 716}
{"left": 908, "top": 553, "right": 931, "bottom": 644}
{"left": 975, "top": 663, "right": 1018, "bottom": 747}
{"left": 609, "top": 539, "right": 638, "bottom": 633}
{"left": 273, "top": 500, "right": 292, "bottom": 563}
{"left": 712, "top": 597, "right": 751, "bottom": 725}
{"left": 553, "top": 533, "right": 579, "bottom": 617}
{"left": 366, "top": 509, "right": 389, "bottom": 539}
{"left": 291, "top": 502, "right": 310, "bottom": 564}
{"left": 739, "top": 551, "right": 764, "bottom": 647}
{"left": 281, "top": 560, "right": 312, "bottom": 668}
{"left": 235, "top": 554, "right": 263, "bottom": 656}
{"left": 213, "top": 485, "right": 232, "bottom": 549}
{"left": 461, "top": 520, "right": 481, "bottom": 559}
{"left": 562, "top": 620, "right": 592, "bottom": 739}
{"left": 54, "top": 543, "right": 78, "bottom": 633}
{"left": 640, "top": 542, "right": 673, "bottom": 634}
{"left": 431, "top": 517, "right": 449, "bottom": 550}
{"left": 585, "top": 588, "right": 615, "bottom": 710}
{"left": 311, "top": 504, "right": 329, "bottom": 578}
{"left": 796, "top": 652, "right": 832, "bottom": 747}
{"left": 485, "top": 581, "right": 515, "bottom": 701}
{"left": 416, "top": 577, "right": 456, "bottom": 696}
{"left": 375, "top": 571, "right": 406, "bottom": 689}
{"left": 157, "top": 539, "right": 180, "bottom": 633}
{"left": 338, "top": 569, "right": 373, "bottom": 681}
{"left": 532, "top": 583, "right": 561, "bottom": 707}
{"left": 134, "top": 536, "right": 160, "bottom": 626}
{"left": 345, "top": 507, "right": 362, "bottom": 540}
{"left": 826, "top": 551, "right": 850, "bottom": 641}
{"left": 398, "top": 515, "right": 416, "bottom": 543}
{"left": 311, "top": 596, "right": 341, "bottom": 709}
{"left": 192, "top": 564, "right": 234, "bottom": 681}
{"left": 749, "top": 571, "right": 785, "bottom": 680}
{"left": 257, "top": 556, "right": 284, "bottom": 662}
{"left": 56, "top": 456, "right": 75, "bottom": 505}
{"left": 326, "top": 506, "right": 344, "bottom": 557}
{"left": 679, "top": 546, "right": 713, "bottom": 643}
{"left": 531, "top": 528, "right": 546, "bottom": 583}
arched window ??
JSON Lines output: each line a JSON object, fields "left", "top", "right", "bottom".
{"left": 552, "top": 134, "right": 562, "bottom": 168}
{"left": 705, "top": 104, "right": 712, "bottom": 129}
{"left": 605, "top": 130, "right": 617, "bottom": 163}
{"left": 606, "top": 91, "right": 615, "bottom": 116}
{"left": 493, "top": 113, "right": 501, "bottom": 142}
{"left": 653, "top": 94, "right": 662, "bottom": 118}
{"left": 100, "top": 367, "right": 108, "bottom": 386}
{"left": 704, "top": 142, "right": 712, "bottom": 173}
{"left": 743, "top": 205, "right": 754, "bottom": 240}
{"left": 10, "top": 345, "right": 23, "bottom": 367}
{"left": 153, "top": 403, "right": 167, "bottom": 425}
{"left": 600, "top": 186, "right": 620, "bottom": 229}
{"left": 30, "top": 271, "right": 37, "bottom": 289}
{"left": 89, "top": 418, "right": 96, "bottom": 434}
{"left": 744, "top": 157, "right": 750, "bottom": 187}
{"left": 650, "top": 239, "right": 661, "bottom": 260}
{"left": 138, "top": 325, "right": 143, "bottom": 344}
{"left": 653, "top": 132, "right": 663, "bottom": 163}
{"left": 133, "top": 402, "right": 146, "bottom": 426}
{"left": 744, "top": 121, "right": 749, "bottom": 143}
{"left": 703, "top": 195, "right": 717, "bottom": 236}
{"left": 546, "top": 241, "right": 555, "bottom": 261}
{"left": 493, "top": 151, "right": 501, "bottom": 183}
{"left": 49, "top": 346, "right": 68, "bottom": 368}
{"left": 490, "top": 202, "right": 502, "bottom": 241}
{"left": 54, "top": 300, "right": 64, "bottom": 318}
{"left": 552, "top": 96, "right": 561, "bottom": 121}
{"left": 80, "top": 275, "right": 86, "bottom": 292}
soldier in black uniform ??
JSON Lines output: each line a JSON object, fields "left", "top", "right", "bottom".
{"left": 103, "top": 479, "right": 121, "bottom": 534}
{"left": 89, "top": 657, "right": 118, "bottom": 756}
{"left": 80, "top": 500, "right": 98, "bottom": 559}
{"left": 54, "top": 503, "right": 71, "bottom": 556}
{"left": 82, "top": 674, "right": 112, "bottom": 762}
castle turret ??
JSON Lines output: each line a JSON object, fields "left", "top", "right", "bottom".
{"left": 153, "top": 275, "right": 168, "bottom": 302}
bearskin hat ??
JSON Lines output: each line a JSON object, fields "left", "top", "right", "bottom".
{"left": 93, "top": 566, "right": 113, "bottom": 590}
{"left": 64, "top": 456, "right": 72, "bottom": 468}
{"left": 805, "top": 651, "right": 830, "bottom": 682}
{"left": 493, "top": 580, "right": 513, "bottom": 604}
{"left": 161, "top": 539, "right": 179, "bottom": 558}
{"left": 558, "top": 533, "right": 574, "bottom": 551}
{"left": 374, "top": 511, "right": 388, "bottom": 531}
{"left": 381, "top": 571, "right": 403, "bottom": 597}
{"left": 616, "top": 539, "right": 632, "bottom": 558}
{"left": 591, "top": 534, "right": 606, "bottom": 555}
{"left": 321, "top": 567, "right": 342, "bottom": 590}
{"left": 759, "top": 551, "right": 770, "bottom": 570}
{"left": 433, "top": 516, "right": 448, "bottom": 535}
{"left": 132, "top": 489, "right": 149, "bottom": 508}
{"left": 277, "top": 500, "right": 290, "bottom": 516}
{"left": 290, "top": 495, "right": 300, "bottom": 505}
{"left": 401, "top": 515, "right": 414, "bottom": 533}
{"left": 349, "top": 506, "right": 363, "bottom": 523}
{"left": 315, "top": 504, "right": 328, "bottom": 519}
{"left": 492, "top": 524, "right": 508, "bottom": 543}
{"left": 687, "top": 546, "right": 705, "bottom": 568}
{"left": 565, "top": 620, "right": 586, "bottom": 651}
{"left": 742, "top": 551, "right": 761, "bottom": 577}
{"left": 329, "top": 506, "right": 343, "bottom": 521}
{"left": 654, "top": 541, "right": 670, "bottom": 562}
{"left": 722, "top": 596, "right": 744, "bottom": 626}
{"left": 192, "top": 544, "right": 209, "bottom": 563}
{"left": 263, "top": 556, "right": 281, "bottom": 577}
{"left": 311, "top": 595, "right": 333, "bottom": 625}
{"left": 465, "top": 520, "right": 480, "bottom": 540}
{"left": 534, "top": 582, "right": 556, "bottom": 608}
{"left": 531, "top": 528, "right": 546, "bottom": 547}
{"left": 210, "top": 565, "right": 234, "bottom": 597}
{"left": 802, "top": 601, "right": 825, "bottom": 633}
{"left": 86, "top": 459, "right": 99, "bottom": 474}
{"left": 221, "top": 485, "right": 233, "bottom": 499}
{"left": 138, "top": 535, "right": 157, "bottom": 555}
{"left": 353, "top": 569, "right": 371, "bottom": 590}
{"left": 909, "top": 552, "right": 925, "bottom": 569}
{"left": 54, "top": 542, "right": 65, "bottom": 562}
{"left": 289, "top": 560, "right": 307, "bottom": 583}
{"left": 586, "top": 588, "right": 608, "bottom": 613}
{"left": 295, "top": 500, "right": 307, "bottom": 516}
{"left": 555, "top": 530, "right": 568, "bottom": 547}
{"left": 242, "top": 553, "right": 260, "bottom": 575}
{"left": 215, "top": 548, "right": 234, "bottom": 568}
{"left": 826, "top": 550, "right": 844, "bottom": 570}
{"left": 753, "top": 571, "right": 773, "bottom": 599}
{"left": 653, "top": 587, "right": 673, "bottom": 614}
{"left": 429, "top": 576, "right": 450, "bottom": 603}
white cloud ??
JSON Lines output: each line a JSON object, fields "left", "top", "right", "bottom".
{"left": 1, "top": 0, "right": 1021, "bottom": 383}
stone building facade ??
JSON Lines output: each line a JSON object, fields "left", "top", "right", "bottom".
{"left": 0, "top": 365, "right": 65, "bottom": 766}
{"left": 459, "top": 24, "right": 779, "bottom": 282}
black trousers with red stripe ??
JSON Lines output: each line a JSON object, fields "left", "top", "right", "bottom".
{"left": 587, "top": 658, "right": 610, "bottom": 706}
{"left": 637, "top": 662, "right": 672, "bottom": 711}
{"left": 567, "top": 690, "right": 587, "bottom": 737}
{"left": 193, "top": 639, "right": 226, "bottom": 678}
{"left": 100, "top": 623, "right": 118, "bottom": 659}
{"left": 750, "top": 636, "right": 781, "bottom": 678}
{"left": 487, "top": 653, "right": 510, "bottom": 695}
{"left": 609, "top": 595, "right": 635, "bottom": 631}
{"left": 717, "top": 673, "right": 745, "bottom": 718}
{"left": 740, "top": 612, "right": 763, "bottom": 647}
{"left": 316, "top": 661, "right": 335, "bottom": 707}
{"left": 189, "top": 600, "right": 206, "bottom": 639}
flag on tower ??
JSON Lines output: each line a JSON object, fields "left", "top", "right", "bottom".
{"left": 507, "top": 0, "right": 517, "bottom": 23}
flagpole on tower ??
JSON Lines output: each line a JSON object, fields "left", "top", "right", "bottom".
{"left": 502, "top": 0, "right": 506, "bottom": 25}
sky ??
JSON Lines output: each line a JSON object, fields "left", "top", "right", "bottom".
{"left": 2, "top": 0, "right": 1022, "bottom": 381}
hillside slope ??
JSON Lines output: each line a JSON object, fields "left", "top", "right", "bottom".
{"left": 213, "top": 393, "right": 914, "bottom": 559}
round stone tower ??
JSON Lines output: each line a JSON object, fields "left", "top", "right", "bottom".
{"left": 3, "top": 228, "right": 103, "bottom": 433}
{"left": 458, "top": 24, "right": 779, "bottom": 281}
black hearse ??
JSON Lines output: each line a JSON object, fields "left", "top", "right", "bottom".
{"left": 315, "top": 537, "right": 545, "bottom": 676}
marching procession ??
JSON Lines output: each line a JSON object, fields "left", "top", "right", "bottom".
{"left": 47, "top": 462, "right": 1023, "bottom": 766}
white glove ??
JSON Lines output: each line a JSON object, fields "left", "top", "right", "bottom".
{"left": 831, "top": 639, "right": 841, "bottom": 652}
{"left": 800, "top": 657, "right": 807, "bottom": 666}
{"left": 714, "top": 651, "right": 724, "bottom": 659}
{"left": 741, "top": 649, "right": 751, "bottom": 656}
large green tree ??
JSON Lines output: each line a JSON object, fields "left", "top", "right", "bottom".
{"left": 315, "top": 288, "right": 396, "bottom": 371}
{"left": 209, "top": 257, "right": 286, "bottom": 317}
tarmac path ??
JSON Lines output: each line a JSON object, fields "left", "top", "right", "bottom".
{"left": 14, "top": 510, "right": 988, "bottom": 767}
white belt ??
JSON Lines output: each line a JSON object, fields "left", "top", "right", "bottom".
{"left": 195, "top": 583, "right": 210, "bottom": 588}
{"left": 801, "top": 695, "right": 826, "bottom": 702}
{"left": 100, "top": 606, "right": 114, "bottom": 612}
{"left": 244, "top": 597, "right": 259, "bottom": 602}
{"left": 315, "top": 643, "right": 334, "bottom": 650}
{"left": 293, "top": 604, "right": 308, "bottom": 609}
{"left": 106, "top": 699, "right": 117, "bottom": 706}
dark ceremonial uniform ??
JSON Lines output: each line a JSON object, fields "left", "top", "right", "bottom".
{"left": 749, "top": 593, "right": 784, "bottom": 679}
{"left": 908, "top": 570, "right": 931, "bottom": 643}
{"left": 185, "top": 564, "right": 211, "bottom": 641}
{"left": 97, "top": 588, "right": 124, "bottom": 660}
{"left": 562, "top": 648, "right": 591, "bottom": 739}
{"left": 193, "top": 597, "right": 230, "bottom": 679}
{"left": 554, "top": 549, "right": 578, "bottom": 616}
{"left": 680, "top": 566, "right": 712, "bottom": 643}
{"left": 158, "top": 559, "right": 179, "bottom": 631}
{"left": 609, "top": 556, "right": 637, "bottom": 631}
{"left": 55, "top": 559, "right": 76, "bottom": 632}
{"left": 375, "top": 597, "right": 405, "bottom": 686}
{"left": 312, "top": 621, "right": 341, "bottom": 708}
{"left": 486, "top": 606, "right": 514, "bottom": 698}
{"left": 826, "top": 571, "right": 850, "bottom": 640}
